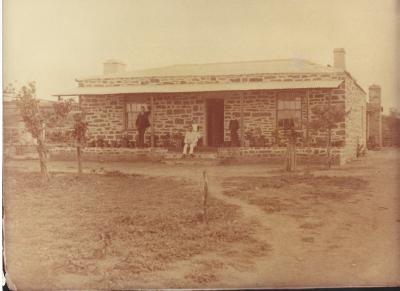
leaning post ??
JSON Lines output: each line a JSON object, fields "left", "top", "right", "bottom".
{"left": 202, "top": 170, "right": 209, "bottom": 224}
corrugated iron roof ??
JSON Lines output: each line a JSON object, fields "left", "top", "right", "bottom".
{"left": 53, "top": 80, "right": 343, "bottom": 96}
{"left": 78, "top": 58, "right": 342, "bottom": 80}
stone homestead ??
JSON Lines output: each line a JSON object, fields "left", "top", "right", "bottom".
{"left": 54, "top": 48, "right": 368, "bottom": 163}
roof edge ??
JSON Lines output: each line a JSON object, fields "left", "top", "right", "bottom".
{"left": 344, "top": 71, "right": 366, "bottom": 94}
{"left": 53, "top": 80, "right": 344, "bottom": 96}
{"left": 76, "top": 70, "right": 343, "bottom": 82}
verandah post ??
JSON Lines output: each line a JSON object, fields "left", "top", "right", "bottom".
{"left": 240, "top": 94, "right": 244, "bottom": 147}
{"left": 150, "top": 95, "right": 155, "bottom": 148}
{"left": 306, "top": 89, "right": 310, "bottom": 146}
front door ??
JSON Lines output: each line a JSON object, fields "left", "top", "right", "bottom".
{"left": 206, "top": 99, "right": 224, "bottom": 147}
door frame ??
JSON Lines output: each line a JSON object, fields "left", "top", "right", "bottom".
{"left": 205, "top": 98, "right": 225, "bottom": 147}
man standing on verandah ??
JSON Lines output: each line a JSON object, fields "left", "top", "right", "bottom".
{"left": 135, "top": 106, "right": 150, "bottom": 148}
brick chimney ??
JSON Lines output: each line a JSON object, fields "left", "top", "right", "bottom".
{"left": 103, "top": 59, "right": 126, "bottom": 74}
{"left": 369, "top": 84, "right": 382, "bottom": 104}
{"left": 368, "top": 84, "right": 382, "bottom": 147}
{"left": 333, "top": 48, "right": 346, "bottom": 70}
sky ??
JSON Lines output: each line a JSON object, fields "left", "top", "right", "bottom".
{"left": 3, "top": 0, "right": 399, "bottom": 112}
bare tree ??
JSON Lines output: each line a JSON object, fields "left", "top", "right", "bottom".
{"left": 284, "top": 128, "right": 300, "bottom": 172}
{"left": 309, "top": 103, "right": 347, "bottom": 169}
{"left": 15, "top": 82, "right": 72, "bottom": 183}
{"left": 71, "top": 112, "right": 88, "bottom": 175}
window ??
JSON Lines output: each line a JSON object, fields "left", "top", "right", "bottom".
{"left": 277, "top": 96, "right": 302, "bottom": 129}
{"left": 126, "top": 102, "right": 147, "bottom": 130}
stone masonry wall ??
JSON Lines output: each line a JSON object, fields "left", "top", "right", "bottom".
{"left": 49, "top": 147, "right": 167, "bottom": 162}
{"left": 80, "top": 95, "right": 125, "bottom": 142}
{"left": 223, "top": 86, "right": 347, "bottom": 147}
{"left": 343, "top": 74, "right": 367, "bottom": 162}
{"left": 367, "top": 105, "right": 382, "bottom": 146}
{"left": 307, "top": 81, "right": 346, "bottom": 146}
{"left": 77, "top": 72, "right": 344, "bottom": 88}
{"left": 78, "top": 71, "right": 358, "bottom": 155}
{"left": 48, "top": 146, "right": 344, "bottom": 165}
{"left": 81, "top": 87, "right": 347, "bottom": 149}
{"left": 223, "top": 90, "right": 276, "bottom": 144}
{"left": 218, "top": 146, "right": 345, "bottom": 165}
{"left": 81, "top": 92, "right": 206, "bottom": 146}
{"left": 382, "top": 115, "right": 400, "bottom": 146}
{"left": 152, "top": 93, "right": 205, "bottom": 146}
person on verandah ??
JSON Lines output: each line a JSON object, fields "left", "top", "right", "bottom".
{"left": 135, "top": 106, "right": 150, "bottom": 148}
{"left": 182, "top": 123, "right": 201, "bottom": 158}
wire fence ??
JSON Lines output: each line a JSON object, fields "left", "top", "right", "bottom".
{"left": 4, "top": 126, "right": 75, "bottom": 146}
{"left": 3, "top": 127, "right": 30, "bottom": 145}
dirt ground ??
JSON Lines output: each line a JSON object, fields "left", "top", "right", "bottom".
{"left": 3, "top": 148, "right": 400, "bottom": 289}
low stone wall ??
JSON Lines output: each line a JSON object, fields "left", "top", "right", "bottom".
{"left": 48, "top": 146, "right": 345, "bottom": 165}
{"left": 217, "top": 146, "right": 345, "bottom": 165}
{"left": 49, "top": 147, "right": 168, "bottom": 162}
{"left": 4, "top": 144, "right": 37, "bottom": 158}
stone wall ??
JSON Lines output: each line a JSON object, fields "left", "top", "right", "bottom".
{"left": 78, "top": 70, "right": 348, "bottom": 144}
{"left": 152, "top": 93, "right": 205, "bottom": 146}
{"left": 81, "top": 87, "right": 348, "bottom": 149}
{"left": 382, "top": 115, "right": 400, "bottom": 146}
{"left": 80, "top": 95, "right": 126, "bottom": 142}
{"left": 223, "top": 90, "right": 276, "bottom": 144}
{"left": 306, "top": 82, "right": 346, "bottom": 146}
{"left": 218, "top": 146, "right": 345, "bottom": 165}
{"left": 49, "top": 147, "right": 167, "bottom": 162}
{"left": 77, "top": 71, "right": 344, "bottom": 88}
{"left": 367, "top": 105, "right": 382, "bottom": 147}
{"left": 48, "top": 146, "right": 344, "bottom": 165}
{"left": 343, "top": 74, "right": 367, "bottom": 161}
{"left": 77, "top": 70, "right": 369, "bottom": 162}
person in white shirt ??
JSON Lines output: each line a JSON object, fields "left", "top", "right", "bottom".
{"left": 182, "top": 123, "right": 201, "bottom": 157}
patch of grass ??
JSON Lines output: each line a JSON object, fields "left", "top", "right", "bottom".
{"left": 103, "top": 170, "right": 127, "bottom": 177}
{"left": 217, "top": 157, "right": 237, "bottom": 165}
{"left": 3, "top": 170, "right": 266, "bottom": 287}
{"left": 222, "top": 174, "right": 368, "bottom": 214}
{"left": 224, "top": 173, "right": 367, "bottom": 194}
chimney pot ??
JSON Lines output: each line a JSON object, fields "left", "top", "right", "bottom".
{"left": 333, "top": 48, "right": 346, "bottom": 70}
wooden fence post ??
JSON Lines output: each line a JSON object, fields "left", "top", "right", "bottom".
{"left": 77, "top": 145, "right": 82, "bottom": 175}
{"left": 202, "top": 170, "right": 209, "bottom": 224}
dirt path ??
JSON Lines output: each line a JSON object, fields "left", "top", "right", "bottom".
{"left": 4, "top": 149, "right": 400, "bottom": 288}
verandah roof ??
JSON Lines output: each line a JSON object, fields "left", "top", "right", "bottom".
{"left": 53, "top": 80, "right": 343, "bottom": 97}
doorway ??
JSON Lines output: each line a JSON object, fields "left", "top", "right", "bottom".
{"left": 206, "top": 99, "right": 224, "bottom": 147}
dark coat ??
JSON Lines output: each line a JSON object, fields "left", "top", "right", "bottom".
{"left": 229, "top": 119, "right": 239, "bottom": 131}
{"left": 136, "top": 112, "right": 150, "bottom": 130}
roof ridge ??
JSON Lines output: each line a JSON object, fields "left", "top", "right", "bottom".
{"left": 77, "top": 58, "right": 340, "bottom": 80}
{"left": 134, "top": 58, "right": 312, "bottom": 72}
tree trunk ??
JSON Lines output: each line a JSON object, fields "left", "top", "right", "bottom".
{"left": 77, "top": 145, "right": 82, "bottom": 175}
{"left": 286, "top": 142, "right": 296, "bottom": 171}
{"left": 37, "top": 136, "right": 49, "bottom": 183}
{"left": 327, "top": 128, "right": 332, "bottom": 169}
